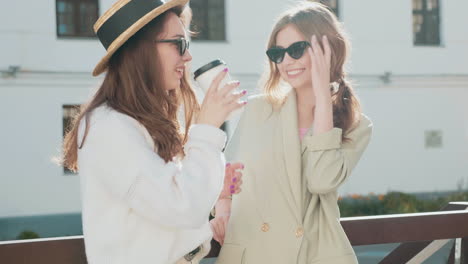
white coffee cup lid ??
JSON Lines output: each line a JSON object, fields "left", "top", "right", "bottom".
{"left": 194, "top": 59, "right": 226, "bottom": 80}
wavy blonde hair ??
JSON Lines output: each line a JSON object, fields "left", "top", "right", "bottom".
{"left": 261, "top": 1, "right": 361, "bottom": 136}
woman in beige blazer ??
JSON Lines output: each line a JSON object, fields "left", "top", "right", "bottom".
{"left": 211, "top": 2, "right": 372, "bottom": 263}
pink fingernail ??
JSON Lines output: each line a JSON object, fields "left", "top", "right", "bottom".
{"left": 226, "top": 163, "right": 231, "bottom": 167}
{"left": 242, "top": 90, "right": 247, "bottom": 95}
{"left": 232, "top": 177, "right": 237, "bottom": 182}
{"left": 241, "top": 164, "right": 245, "bottom": 169}
{"left": 223, "top": 68, "right": 229, "bottom": 72}
{"left": 243, "top": 101, "right": 248, "bottom": 105}
{"left": 230, "top": 190, "right": 235, "bottom": 194}
{"left": 230, "top": 185, "right": 235, "bottom": 189}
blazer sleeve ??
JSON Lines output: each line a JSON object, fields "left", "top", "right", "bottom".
{"left": 301, "top": 114, "right": 373, "bottom": 194}
{"left": 78, "top": 113, "right": 226, "bottom": 229}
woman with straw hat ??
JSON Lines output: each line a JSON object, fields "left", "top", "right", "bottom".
{"left": 61, "top": 0, "right": 246, "bottom": 263}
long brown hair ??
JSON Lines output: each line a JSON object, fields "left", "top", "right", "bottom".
{"left": 261, "top": 2, "right": 361, "bottom": 137}
{"left": 62, "top": 9, "right": 199, "bottom": 172}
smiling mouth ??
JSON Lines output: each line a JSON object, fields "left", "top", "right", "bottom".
{"left": 176, "top": 67, "right": 184, "bottom": 77}
{"left": 286, "top": 68, "right": 305, "bottom": 77}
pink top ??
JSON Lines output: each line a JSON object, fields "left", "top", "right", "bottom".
{"left": 299, "top": 128, "right": 308, "bottom": 140}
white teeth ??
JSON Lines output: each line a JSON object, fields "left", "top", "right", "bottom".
{"left": 287, "top": 69, "right": 304, "bottom": 75}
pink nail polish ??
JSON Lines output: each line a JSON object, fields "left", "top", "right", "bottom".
{"left": 241, "top": 164, "right": 245, "bottom": 169}
{"left": 232, "top": 177, "right": 237, "bottom": 182}
{"left": 230, "top": 190, "right": 235, "bottom": 194}
{"left": 223, "top": 68, "right": 229, "bottom": 72}
{"left": 242, "top": 90, "right": 247, "bottom": 95}
{"left": 243, "top": 101, "right": 248, "bottom": 105}
{"left": 230, "top": 185, "right": 235, "bottom": 189}
{"left": 226, "top": 163, "right": 231, "bottom": 167}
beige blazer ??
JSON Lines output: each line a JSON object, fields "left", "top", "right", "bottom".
{"left": 216, "top": 91, "right": 372, "bottom": 264}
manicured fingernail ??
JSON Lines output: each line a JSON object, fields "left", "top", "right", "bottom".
{"left": 241, "top": 164, "right": 245, "bottom": 169}
{"left": 223, "top": 68, "right": 229, "bottom": 72}
{"left": 243, "top": 101, "right": 248, "bottom": 105}
{"left": 230, "top": 185, "right": 235, "bottom": 189}
{"left": 232, "top": 177, "right": 237, "bottom": 182}
{"left": 226, "top": 163, "right": 231, "bottom": 167}
{"left": 242, "top": 90, "right": 247, "bottom": 95}
{"left": 230, "top": 190, "right": 235, "bottom": 194}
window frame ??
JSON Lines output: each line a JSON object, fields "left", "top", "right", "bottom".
{"left": 55, "top": 0, "right": 99, "bottom": 39}
{"left": 189, "top": 0, "right": 227, "bottom": 42}
{"left": 413, "top": 0, "right": 441, "bottom": 46}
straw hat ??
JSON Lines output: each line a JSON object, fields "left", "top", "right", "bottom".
{"left": 92, "top": 0, "right": 189, "bottom": 76}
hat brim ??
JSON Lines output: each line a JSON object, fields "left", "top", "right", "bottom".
{"left": 92, "top": 0, "right": 189, "bottom": 76}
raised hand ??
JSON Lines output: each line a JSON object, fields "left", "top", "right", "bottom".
{"left": 308, "top": 35, "right": 332, "bottom": 98}
{"left": 196, "top": 69, "right": 247, "bottom": 128}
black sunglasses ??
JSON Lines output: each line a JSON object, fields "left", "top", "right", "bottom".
{"left": 266, "top": 41, "right": 311, "bottom": 64}
{"left": 155, "top": 37, "right": 190, "bottom": 56}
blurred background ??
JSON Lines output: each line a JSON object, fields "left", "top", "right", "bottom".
{"left": 1, "top": 0, "right": 467, "bottom": 263}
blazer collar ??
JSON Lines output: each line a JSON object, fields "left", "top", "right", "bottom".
{"left": 278, "top": 89, "right": 303, "bottom": 220}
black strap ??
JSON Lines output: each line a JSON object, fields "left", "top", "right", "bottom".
{"left": 96, "top": 0, "right": 164, "bottom": 49}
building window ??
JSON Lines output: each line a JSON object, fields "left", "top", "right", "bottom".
{"left": 319, "top": 0, "right": 339, "bottom": 17}
{"left": 413, "top": 0, "right": 440, "bottom": 46}
{"left": 63, "top": 105, "right": 80, "bottom": 174}
{"left": 190, "top": 0, "right": 226, "bottom": 41}
{"left": 56, "top": 0, "right": 99, "bottom": 38}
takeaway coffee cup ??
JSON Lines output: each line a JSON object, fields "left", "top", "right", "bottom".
{"left": 194, "top": 59, "right": 244, "bottom": 120}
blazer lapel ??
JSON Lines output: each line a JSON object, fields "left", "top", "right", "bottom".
{"left": 278, "top": 90, "right": 303, "bottom": 221}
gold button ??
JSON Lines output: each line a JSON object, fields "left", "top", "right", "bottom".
{"left": 295, "top": 227, "right": 304, "bottom": 238}
{"left": 261, "top": 223, "right": 270, "bottom": 232}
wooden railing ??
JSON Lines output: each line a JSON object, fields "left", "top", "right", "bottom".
{"left": 375, "top": 202, "right": 468, "bottom": 264}
{"left": 1, "top": 202, "right": 467, "bottom": 264}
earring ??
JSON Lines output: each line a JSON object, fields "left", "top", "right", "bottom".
{"left": 330, "top": 82, "right": 340, "bottom": 94}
